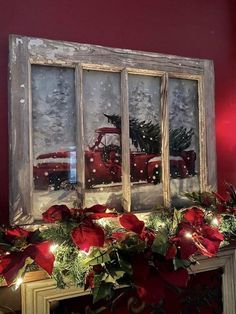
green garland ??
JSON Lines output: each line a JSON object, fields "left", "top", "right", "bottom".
{"left": 0, "top": 184, "right": 235, "bottom": 311}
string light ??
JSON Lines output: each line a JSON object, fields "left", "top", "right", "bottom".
{"left": 50, "top": 243, "right": 59, "bottom": 253}
{"left": 184, "top": 232, "right": 193, "bottom": 239}
{"left": 211, "top": 217, "right": 219, "bottom": 226}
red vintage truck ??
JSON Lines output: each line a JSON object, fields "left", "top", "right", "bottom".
{"left": 33, "top": 127, "right": 196, "bottom": 190}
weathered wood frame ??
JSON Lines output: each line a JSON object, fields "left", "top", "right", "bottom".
{"left": 9, "top": 35, "right": 216, "bottom": 225}
{"left": 21, "top": 247, "right": 236, "bottom": 314}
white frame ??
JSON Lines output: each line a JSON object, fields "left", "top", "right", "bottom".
{"left": 21, "top": 247, "right": 236, "bottom": 314}
{"left": 9, "top": 35, "right": 216, "bottom": 224}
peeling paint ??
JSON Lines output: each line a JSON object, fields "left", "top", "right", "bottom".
{"left": 28, "top": 39, "right": 46, "bottom": 49}
{"left": 80, "top": 45, "right": 89, "bottom": 51}
{"left": 20, "top": 99, "right": 25, "bottom": 104}
{"left": 16, "top": 38, "right": 23, "bottom": 46}
{"left": 20, "top": 84, "right": 25, "bottom": 88}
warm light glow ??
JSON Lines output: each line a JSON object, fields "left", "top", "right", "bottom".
{"left": 50, "top": 244, "right": 59, "bottom": 253}
{"left": 185, "top": 232, "right": 193, "bottom": 239}
{"left": 211, "top": 217, "right": 219, "bottom": 226}
{"left": 15, "top": 277, "right": 23, "bottom": 289}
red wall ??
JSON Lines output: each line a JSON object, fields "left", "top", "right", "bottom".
{"left": 1, "top": 0, "right": 236, "bottom": 224}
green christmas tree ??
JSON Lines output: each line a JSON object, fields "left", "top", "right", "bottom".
{"left": 104, "top": 114, "right": 193, "bottom": 154}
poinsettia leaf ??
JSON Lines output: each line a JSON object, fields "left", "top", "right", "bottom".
{"left": 83, "top": 249, "right": 111, "bottom": 266}
{"left": 0, "top": 253, "right": 34, "bottom": 285}
{"left": 161, "top": 268, "right": 189, "bottom": 288}
{"left": 152, "top": 230, "right": 169, "bottom": 256}
{"left": 173, "top": 257, "right": 192, "bottom": 270}
{"left": 118, "top": 236, "right": 145, "bottom": 252}
{"left": 85, "top": 204, "right": 109, "bottom": 213}
{"left": 119, "top": 214, "right": 144, "bottom": 234}
{"left": 105, "top": 264, "right": 126, "bottom": 281}
{"left": 92, "top": 282, "right": 113, "bottom": 303}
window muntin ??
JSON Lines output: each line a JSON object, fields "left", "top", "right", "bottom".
{"left": 9, "top": 35, "right": 215, "bottom": 224}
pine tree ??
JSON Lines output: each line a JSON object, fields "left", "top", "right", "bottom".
{"left": 104, "top": 114, "right": 193, "bottom": 154}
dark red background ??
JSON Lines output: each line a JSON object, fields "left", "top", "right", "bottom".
{"left": 1, "top": 0, "right": 236, "bottom": 224}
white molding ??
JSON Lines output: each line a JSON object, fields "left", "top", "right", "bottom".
{"left": 189, "top": 247, "right": 236, "bottom": 314}
{"left": 21, "top": 247, "right": 236, "bottom": 314}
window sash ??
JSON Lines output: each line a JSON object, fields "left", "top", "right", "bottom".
{"left": 9, "top": 35, "right": 215, "bottom": 224}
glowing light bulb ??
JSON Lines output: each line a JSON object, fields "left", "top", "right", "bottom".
{"left": 185, "top": 232, "right": 193, "bottom": 239}
{"left": 211, "top": 217, "right": 219, "bottom": 226}
{"left": 50, "top": 244, "right": 59, "bottom": 253}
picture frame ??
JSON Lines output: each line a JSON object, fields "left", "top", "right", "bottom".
{"left": 9, "top": 35, "right": 216, "bottom": 225}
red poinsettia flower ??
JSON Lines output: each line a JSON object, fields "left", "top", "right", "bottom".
{"left": 183, "top": 207, "right": 204, "bottom": 226}
{"left": 42, "top": 205, "right": 72, "bottom": 223}
{"left": 71, "top": 223, "right": 105, "bottom": 252}
{"left": 84, "top": 204, "right": 109, "bottom": 213}
{"left": 119, "top": 213, "right": 155, "bottom": 246}
{"left": 5, "top": 227, "right": 30, "bottom": 240}
{"left": 85, "top": 270, "right": 95, "bottom": 290}
{"left": 171, "top": 207, "right": 224, "bottom": 259}
{"left": 165, "top": 244, "right": 177, "bottom": 260}
{"left": 131, "top": 254, "right": 188, "bottom": 304}
{"left": 0, "top": 241, "right": 54, "bottom": 285}
{"left": 119, "top": 214, "right": 145, "bottom": 234}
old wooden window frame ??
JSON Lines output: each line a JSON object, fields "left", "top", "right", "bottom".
{"left": 9, "top": 35, "right": 216, "bottom": 225}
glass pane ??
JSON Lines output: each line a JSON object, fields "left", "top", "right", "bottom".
{"left": 83, "top": 70, "right": 122, "bottom": 210}
{"left": 128, "top": 74, "right": 163, "bottom": 211}
{"left": 32, "top": 65, "right": 77, "bottom": 219}
{"left": 168, "top": 78, "right": 200, "bottom": 205}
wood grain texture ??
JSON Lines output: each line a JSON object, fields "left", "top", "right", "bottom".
{"left": 9, "top": 35, "right": 34, "bottom": 225}
{"left": 121, "top": 69, "right": 131, "bottom": 212}
{"left": 204, "top": 60, "right": 217, "bottom": 190}
{"left": 161, "top": 74, "right": 170, "bottom": 206}
{"left": 75, "top": 65, "right": 85, "bottom": 206}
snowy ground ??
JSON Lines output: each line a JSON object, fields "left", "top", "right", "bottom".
{"left": 32, "top": 177, "right": 199, "bottom": 220}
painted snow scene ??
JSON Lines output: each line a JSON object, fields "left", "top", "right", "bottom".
{"left": 32, "top": 66, "right": 199, "bottom": 218}
{"left": 32, "top": 65, "right": 77, "bottom": 219}
{"left": 168, "top": 78, "right": 199, "bottom": 205}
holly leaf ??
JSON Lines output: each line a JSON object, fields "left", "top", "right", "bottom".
{"left": 173, "top": 257, "right": 192, "bottom": 270}
{"left": 172, "top": 208, "right": 184, "bottom": 232}
{"left": 152, "top": 230, "right": 169, "bottom": 256}
{"left": 92, "top": 282, "right": 113, "bottom": 303}
{"left": 106, "top": 265, "right": 126, "bottom": 282}
{"left": 83, "top": 249, "right": 111, "bottom": 266}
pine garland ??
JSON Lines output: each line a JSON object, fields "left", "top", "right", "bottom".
{"left": 0, "top": 184, "right": 235, "bottom": 312}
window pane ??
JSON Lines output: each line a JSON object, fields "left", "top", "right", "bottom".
{"left": 32, "top": 65, "right": 76, "bottom": 219}
{"left": 128, "top": 74, "right": 163, "bottom": 211}
{"left": 83, "top": 70, "right": 122, "bottom": 210}
{"left": 168, "top": 78, "right": 200, "bottom": 205}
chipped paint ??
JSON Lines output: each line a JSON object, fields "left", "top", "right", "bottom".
{"left": 28, "top": 38, "right": 46, "bottom": 49}
{"left": 20, "top": 84, "right": 25, "bottom": 88}
{"left": 20, "top": 99, "right": 25, "bottom": 104}
{"left": 16, "top": 38, "right": 23, "bottom": 46}
{"left": 80, "top": 45, "right": 89, "bottom": 51}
